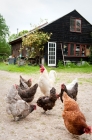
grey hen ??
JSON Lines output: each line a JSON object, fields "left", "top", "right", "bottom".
{"left": 6, "top": 85, "right": 36, "bottom": 121}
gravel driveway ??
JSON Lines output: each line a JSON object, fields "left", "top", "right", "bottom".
{"left": 0, "top": 70, "right": 92, "bottom": 140}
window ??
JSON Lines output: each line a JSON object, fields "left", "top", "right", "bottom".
{"left": 70, "top": 18, "right": 81, "bottom": 32}
{"left": 48, "top": 42, "right": 56, "bottom": 66}
{"left": 63, "top": 43, "right": 88, "bottom": 57}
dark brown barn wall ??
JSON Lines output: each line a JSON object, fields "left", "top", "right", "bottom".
{"left": 9, "top": 10, "right": 92, "bottom": 65}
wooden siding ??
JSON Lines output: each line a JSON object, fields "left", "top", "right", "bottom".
{"left": 41, "top": 10, "right": 92, "bottom": 43}
{"left": 41, "top": 10, "right": 92, "bottom": 65}
{"left": 9, "top": 10, "right": 92, "bottom": 65}
{"left": 11, "top": 43, "right": 21, "bottom": 57}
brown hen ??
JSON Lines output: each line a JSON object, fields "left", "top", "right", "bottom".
{"left": 62, "top": 92, "right": 92, "bottom": 135}
{"left": 16, "top": 83, "right": 38, "bottom": 103}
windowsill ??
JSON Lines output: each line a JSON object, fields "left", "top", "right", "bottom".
{"left": 64, "top": 55, "right": 88, "bottom": 57}
{"left": 70, "top": 31, "right": 81, "bottom": 33}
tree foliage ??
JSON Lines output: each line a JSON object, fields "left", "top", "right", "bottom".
{"left": 0, "top": 39, "right": 11, "bottom": 54}
{"left": 8, "top": 30, "right": 28, "bottom": 42}
{"left": 0, "top": 14, "right": 10, "bottom": 56}
{"left": 22, "top": 30, "right": 52, "bottom": 58}
{"left": 8, "top": 34, "right": 17, "bottom": 42}
{"left": 0, "top": 14, "right": 9, "bottom": 39}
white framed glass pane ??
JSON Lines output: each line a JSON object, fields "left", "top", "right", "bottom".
{"left": 70, "top": 18, "right": 75, "bottom": 31}
{"left": 48, "top": 42, "right": 56, "bottom": 66}
{"left": 76, "top": 19, "right": 81, "bottom": 32}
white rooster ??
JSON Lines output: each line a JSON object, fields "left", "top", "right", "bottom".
{"left": 38, "top": 65, "right": 57, "bottom": 96}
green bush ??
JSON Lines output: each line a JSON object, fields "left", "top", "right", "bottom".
{"left": 57, "top": 60, "right": 64, "bottom": 68}
{"left": 65, "top": 61, "right": 77, "bottom": 68}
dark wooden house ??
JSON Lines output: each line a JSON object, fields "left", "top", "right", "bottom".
{"left": 9, "top": 10, "right": 92, "bottom": 66}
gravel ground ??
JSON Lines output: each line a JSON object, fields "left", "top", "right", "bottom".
{"left": 0, "top": 70, "right": 92, "bottom": 140}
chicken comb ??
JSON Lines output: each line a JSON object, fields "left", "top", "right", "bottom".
{"left": 84, "top": 126, "right": 92, "bottom": 134}
{"left": 40, "top": 65, "right": 45, "bottom": 73}
{"left": 14, "top": 84, "right": 18, "bottom": 89}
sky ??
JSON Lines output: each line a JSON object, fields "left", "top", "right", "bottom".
{"left": 0, "top": 0, "right": 92, "bottom": 35}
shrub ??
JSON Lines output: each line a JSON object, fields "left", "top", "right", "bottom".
{"left": 57, "top": 60, "right": 64, "bottom": 68}
{"left": 65, "top": 61, "right": 77, "bottom": 68}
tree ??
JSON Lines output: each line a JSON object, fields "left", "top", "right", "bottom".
{"left": 0, "top": 14, "right": 10, "bottom": 56}
{"left": 18, "top": 30, "right": 28, "bottom": 36}
{"left": 8, "top": 34, "right": 17, "bottom": 42}
{"left": 8, "top": 30, "right": 28, "bottom": 42}
{"left": 22, "top": 29, "right": 52, "bottom": 59}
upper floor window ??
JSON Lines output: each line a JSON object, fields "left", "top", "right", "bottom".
{"left": 70, "top": 18, "right": 81, "bottom": 32}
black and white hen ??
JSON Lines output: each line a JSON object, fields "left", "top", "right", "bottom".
{"left": 58, "top": 82, "right": 78, "bottom": 103}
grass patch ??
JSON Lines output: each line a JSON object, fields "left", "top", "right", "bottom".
{"left": 0, "top": 62, "right": 92, "bottom": 74}
{"left": 0, "top": 63, "right": 39, "bottom": 74}
{"left": 79, "top": 78, "right": 92, "bottom": 84}
{"left": 56, "top": 65, "right": 92, "bottom": 73}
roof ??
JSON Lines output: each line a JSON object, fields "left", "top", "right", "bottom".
{"left": 9, "top": 9, "right": 92, "bottom": 44}
{"left": 9, "top": 22, "right": 48, "bottom": 44}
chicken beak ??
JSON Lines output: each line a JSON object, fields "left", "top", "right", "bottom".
{"left": 56, "top": 94, "right": 60, "bottom": 99}
{"left": 34, "top": 105, "right": 36, "bottom": 110}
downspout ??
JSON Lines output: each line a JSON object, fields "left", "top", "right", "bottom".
{"left": 61, "top": 43, "right": 65, "bottom": 65}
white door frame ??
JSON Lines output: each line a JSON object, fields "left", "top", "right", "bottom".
{"left": 48, "top": 42, "right": 56, "bottom": 66}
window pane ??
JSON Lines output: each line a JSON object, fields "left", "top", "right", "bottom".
{"left": 76, "top": 44, "right": 80, "bottom": 56}
{"left": 70, "top": 18, "right": 81, "bottom": 32}
{"left": 86, "top": 45, "right": 90, "bottom": 56}
{"left": 76, "top": 19, "right": 81, "bottom": 32}
{"left": 70, "top": 44, "right": 74, "bottom": 55}
{"left": 70, "top": 18, "right": 75, "bottom": 31}
{"left": 63, "top": 44, "right": 68, "bottom": 55}
{"left": 81, "top": 45, "right": 85, "bottom": 56}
